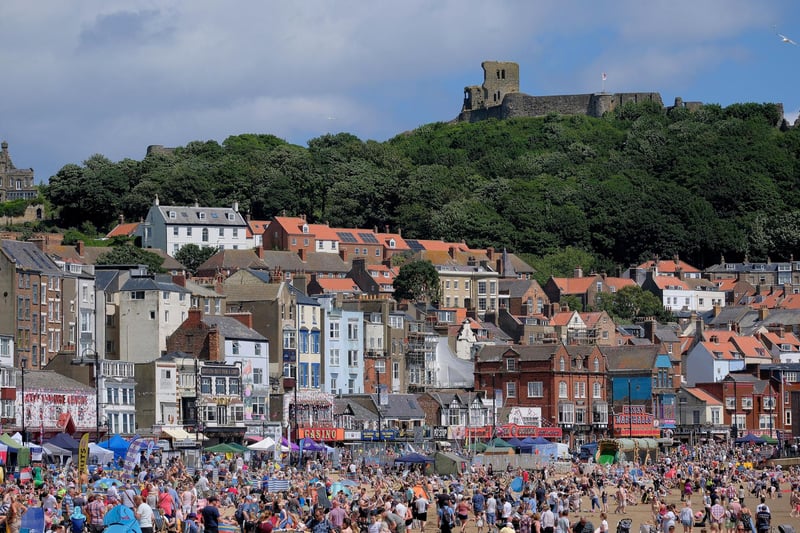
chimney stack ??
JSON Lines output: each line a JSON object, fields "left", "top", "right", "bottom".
{"left": 226, "top": 312, "right": 253, "bottom": 330}
{"left": 77, "top": 240, "right": 85, "bottom": 256}
{"left": 574, "top": 266, "right": 583, "bottom": 278}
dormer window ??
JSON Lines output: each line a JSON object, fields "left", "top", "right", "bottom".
{"left": 227, "top": 213, "right": 235, "bottom": 221}
{"left": 302, "top": 224, "right": 309, "bottom": 234}
{"left": 198, "top": 212, "right": 206, "bottom": 220}
{"left": 506, "top": 358, "right": 517, "bottom": 372}
{"left": 169, "top": 211, "right": 176, "bottom": 219}
{"left": 389, "top": 238, "right": 396, "bottom": 248}
{"left": 559, "top": 357, "right": 566, "bottom": 372}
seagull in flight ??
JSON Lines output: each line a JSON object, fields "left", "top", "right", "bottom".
{"left": 774, "top": 26, "right": 797, "bottom": 45}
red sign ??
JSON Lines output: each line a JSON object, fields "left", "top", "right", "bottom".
{"left": 613, "top": 408, "right": 659, "bottom": 437}
{"left": 465, "top": 425, "right": 562, "bottom": 439}
{"left": 298, "top": 427, "right": 344, "bottom": 441}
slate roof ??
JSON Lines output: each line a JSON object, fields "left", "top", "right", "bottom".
{"left": 706, "top": 261, "right": 792, "bottom": 274}
{"left": 201, "top": 315, "right": 267, "bottom": 341}
{"left": 499, "top": 278, "right": 539, "bottom": 298}
{"left": 288, "top": 285, "right": 319, "bottom": 306}
{"left": 1, "top": 240, "right": 62, "bottom": 273}
{"left": 223, "top": 274, "right": 285, "bottom": 302}
{"left": 198, "top": 249, "right": 268, "bottom": 272}
{"left": 94, "top": 270, "right": 119, "bottom": 292}
{"left": 600, "top": 345, "right": 660, "bottom": 372}
{"left": 259, "top": 250, "right": 307, "bottom": 272}
{"left": 370, "top": 393, "right": 426, "bottom": 420}
{"left": 305, "top": 252, "right": 350, "bottom": 273}
{"left": 120, "top": 276, "right": 191, "bottom": 294}
{"left": 155, "top": 205, "right": 247, "bottom": 227}
{"left": 24, "top": 370, "right": 94, "bottom": 392}
{"left": 333, "top": 396, "right": 378, "bottom": 420}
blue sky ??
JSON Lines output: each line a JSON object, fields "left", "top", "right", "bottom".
{"left": 1, "top": 0, "right": 799, "bottom": 183}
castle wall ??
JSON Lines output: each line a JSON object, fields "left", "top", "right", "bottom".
{"left": 501, "top": 93, "right": 595, "bottom": 118}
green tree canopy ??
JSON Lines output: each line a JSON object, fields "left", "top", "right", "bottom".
{"left": 595, "top": 285, "right": 671, "bottom": 322}
{"left": 175, "top": 244, "right": 219, "bottom": 275}
{"left": 393, "top": 260, "right": 441, "bottom": 304}
{"left": 96, "top": 245, "right": 165, "bottom": 273}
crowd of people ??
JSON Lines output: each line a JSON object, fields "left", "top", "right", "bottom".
{"left": 0, "top": 440, "right": 795, "bottom": 533}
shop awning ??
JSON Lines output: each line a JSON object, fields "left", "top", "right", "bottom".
{"left": 162, "top": 428, "right": 191, "bottom": 440}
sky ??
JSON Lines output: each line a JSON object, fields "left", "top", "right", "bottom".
{"left": 1, "top": 0, "right": 799, "bottom": 183}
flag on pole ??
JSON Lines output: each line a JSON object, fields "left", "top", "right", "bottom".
{"left": 602, "top": 72, "right": 607, "bottom": 81}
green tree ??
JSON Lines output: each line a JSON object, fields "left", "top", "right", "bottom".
{"left": 175, "top": 244, "right": 219, "bottom": 275}
{"left": 393, "top": 260, "right": 441, "bottom": 304}
{"left": 96, "top": 245, "right": 165, "bottom": 273}
{"left": 596, "top": 285, "right": 670, "bottom": 322}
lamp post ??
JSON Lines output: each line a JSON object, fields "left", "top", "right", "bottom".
{"left": 20, "top": 358, "right": 26, "bottom": 444}
{"left": 376, "top": 364, "right": 383, "bottom": 443}
{"left": 678, "top": 392, "right": 686, "bottom": 441}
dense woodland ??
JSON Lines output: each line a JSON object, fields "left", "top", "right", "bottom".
{"left": 38, "top": 101, "right": 800, "bottom": 275}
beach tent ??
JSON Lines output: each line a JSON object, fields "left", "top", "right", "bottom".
{"left": 206, "top": 443, "right": 243, "bottom": 454}
{"left": 394, "top": 452, "right": 433, "bottom": 464}
{"left": 89, "top": 443, "right": 114, "bottom": 464}
{"left": 0, "top": 434, "right": 21, "bottom": 450}
{"left": 736, "top": 433, "right": 766, "bottom": 445}
{"left": 247, "top": 437, "right": 276, "bottom": 451}
{"left": 300, "top": 439, "right": 326, "bottom": 452}
{"left": 506, "top": 438, "right": 525, "bottom": 448}
{"left": 97, "top": 435, "right": 130, "bottom": 461}
{"left": 434, "top": 451, "right": 467, "bottom": 475}
{"left": 487, "top": 437, "right": 512, "bottom": 448}
{"left": 42, "top": 443, "right": 71, "bottom": 461}
{"left": 281, "top": 437, "right": 299, "bottom": 451}
{"left": 45, "top": 433, "right": 80, "bottom": 453}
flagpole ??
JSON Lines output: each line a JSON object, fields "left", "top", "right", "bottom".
{"left": 601, "top": 73, "right": 607, "bottom": 94}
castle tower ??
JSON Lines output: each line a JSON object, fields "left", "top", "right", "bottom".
{"left": 462, "top": 61, "right": 520, "bottom": 112}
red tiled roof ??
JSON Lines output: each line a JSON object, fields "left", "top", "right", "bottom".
{"left": 687, "top": 387, "right": 722, "bottom": 405}
{"left": 314, "top": 277, "right": 362, "bottom": 293}
{"left": 552, "top": 277, "right": 595, "bottom": 294}
{"left": 637, "top": 259, "right": 701, "bottom": 273}
{"left": 106, "top": 222, "right": 139, "bottom": 238}
{"left": 730, "top": 335, "right": 770, "bottom": 359}
{"left": 761, "top": 331, "right": 800, "bottom": 350}
{"left": 699, "top": 340, "right": 739, "bottom": 360}
{"left": 273, "top": 216, "right": 308, "bottom": 234}
{"left": 246, "top": 220, "right": 270, "bottom": 239}
{"left": 780, "top": 294, "right": 800, "bottom": 309}
{"left": 651, "top": 276, "right": 689, "bottom": 290}
{"left": 605, "top": 277, "right": 636, "bottom": 290}
{"left": 550, "top": 311, "right": 580, "bottom": 327}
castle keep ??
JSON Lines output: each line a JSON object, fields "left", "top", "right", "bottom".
{"left": 0, "top": 141, "right": 37, "bottom": 202}
{"left": 457, "top": 61, "right": 701, "bottom": 122}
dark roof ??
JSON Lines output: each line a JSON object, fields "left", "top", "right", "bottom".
{"left": 600, "top": 345, "right": 660, "bottom": 372}
{"left": 305, "top": 252, "right": 350, "bottom": 273}
{"left": 1, "top": 240, "right": 62, "bottom": 273}
{"left": 564, "top": 345, "right": 597, "bottom": 357}
{"left": 246, "top": 269, "right": 271, "bottom": 283}
{"left": 706, "top": 261, "right": 790, "bottom": 274}
{"left": 480, "top": 321, "right": 512, "bottom": 342}
{"left": 94, "top": 270, "right": 119, "bottom": 291}
{"left": 289, "top": 285, "right": 319, "bottom": 306}
{"left": 370, "top": 393, "right": 426, "bottom": 420}
{"left": 477, "top": 344, "right": 558, "bottom": 363}
{"left": 201, "top": 316, "right": 267, "bottom": 341}
{"left": 120, "top": 276, "right": 191, "bottom": 294}
{"left": 23, "top": 370, "right": 94, "bottom": 392}
{"left": 259, "top": 250, "right": 307, "bottom": 272}
{"left": 498, "top": 278, "right": 536, "bottom": 298}
{"left": 198, "top": 249, "right": 268, "bottom": 272}
{"left": 155, "top": 205, "right": 247, "bottom": 227}
{"left": 333, "top": 397, "right": 378, "bottom": 420}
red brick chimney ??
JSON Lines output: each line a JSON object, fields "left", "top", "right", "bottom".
{"left": 187, "top": 308, "right": 203, "bottom": 327}
{"left": 227, "top": 312, "right": 253, "bottom": 330}
{"left": 339, "top": 249, "right": 348, "bottom": 262}
{"left": 486, "top": 247, "right": 494, "bottom": 260}
{"left": 298, "top": 248, "right": 306, "bottom": 261}
{"left": 172, "top": 274, "right": 186, "bottom": 287}
{"left": 255, "top": 246, "right": 264, "bottom": 259}
{"left": 77, "top": 240, "right": 85, "bottom": 257}
{"left": 208, "top": 328, "right": 222, "bottom": 361}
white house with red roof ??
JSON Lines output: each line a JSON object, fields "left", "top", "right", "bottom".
{"left": 684, "top": 330, "right": 768, "bottom": 385}
{"left": 758, "top": 330, "right": 800, "bottom": 363}
{"left": 642, "top": 271, "right": 725, "bottom": 313}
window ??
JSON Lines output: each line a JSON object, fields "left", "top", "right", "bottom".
{"left": 478, "top": 281, "right": 487, "bottom": 295}
{"left": 593, "top": 358, "right": 600, "bottom": 372}
{"left": 347, "top": 321, "right": 359, "bottom": 340}
{"left": 232, "top": 342, "right": 240, "bottom": 355}
{"left": 252, "top": 367, "right": 263, "bottom": 385}
{"left": 558, "top": 403, "right": 574, "bottom": 424}
{"left": 347, "top": 350, "right": 359, "bottom": 367}
{"left": 527, "top": 381, "right": 543, "bottom": 397}
{"left": 559, "top": 357, "right": 566, "bottom": 371}
{"left": 574, "top": 381, "right": 586, "bottom": 399}
{"left": 200, "top": 377, "right": 212, "bottom": 394}
{"left": 741, "top": 397, "right": 753, "bottom": 410}
{"left": 173, "top": 227, "right": 179, "bottom": 236}
{"left": 329, "top": 321, "right": 340, "bottom": 339}
{"left": 559, "top": 381, "right": 568, "bottom": 398}
{"left": 310, "top": 331, "right": 320, "bottom": 353}
{"left": 311, "top": 363, "right": 320, "bottom": 388}
{"left": 233, "top": 228, "right": 239, "bottom": 238}
{"left": 725, "top": 397, "right": 736, "bottom": 410}
{"left": 150, "top": 311, "right": 156, "bottom": 320}
{"left": 330, "top": 349, "right": 340, "bottom": 366}
{"left": 202, "top": 228, "right": 209, "bottom": 242}
{"left": 763, "top": 396, "right": 776, "bottom": 409}
{"left": 506, "top": 381, "right": 516, "bottom": 398}
{"left": 299, "top": 329, "right": 309, "bottom": 353}
{"left": 283, "top": 330, "right": 296, "bottom": 349}
{"left": 786, "top": 410, "right": 792, "bottom": 426}
{"left": 130, "top": 291, "right": 145, "bottom": 300}
{"left": 186, "top": 227, "right": 192, "bottom": 236}
{"left": 506, "top": 358, "right": 517, "bottom": 371}
{"left": 593, "top": 382, "right": 602, "bottom": 399}
{"left": 215, "top": 377, "right": 226, "bottom": 394}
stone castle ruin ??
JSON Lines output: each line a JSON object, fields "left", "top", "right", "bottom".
{"left": 456, "top": 61, "right": 706, "bottom": 122}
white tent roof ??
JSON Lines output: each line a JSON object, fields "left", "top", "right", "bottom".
{"left": 42, "top": 442, "right": 72, "bottom": 457}
{"left": 88, "top": 443, "right": 114, "bottom": 463}
{"left": 247, "top": 437, "right": 276, "bottom": 451}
